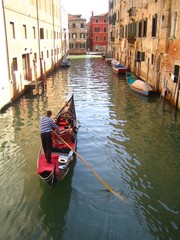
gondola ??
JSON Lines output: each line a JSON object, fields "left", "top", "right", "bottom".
{"left": 37, "top": 94, "right": 79, "bottom": 188}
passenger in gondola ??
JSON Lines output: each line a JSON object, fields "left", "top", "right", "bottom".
{"left": 54, "top": 117, "right": 59, "bottom": 125}
{"left": 60, "top": 118, "right": 76, "bottom": 142}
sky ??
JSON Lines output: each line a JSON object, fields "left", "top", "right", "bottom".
{"left": 62, "top": 0, "right": 108, "bottom": 21}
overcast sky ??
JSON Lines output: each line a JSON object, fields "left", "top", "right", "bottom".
{"left": 62, "top": 0, "right": 108, "bottom": 21}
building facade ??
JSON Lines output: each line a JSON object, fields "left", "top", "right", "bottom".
{"left": 0, "top": 0, "right": 66, "bottom": 111}
{"left": 0, "top": 1, "right": 11, "bottom": 110}
{"left": 89, "top": 13, "right": 108, "bottom": 52}
{"left": 61, "top": 1, "right": 69, "bottom": 57}
{"left": 109, "top": 0, "right": 180, "bottom": 108}
{"left": 68, "top": 14, "right": 87, "bottom": 55}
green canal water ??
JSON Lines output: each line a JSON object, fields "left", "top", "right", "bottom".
{"left": 0, "top": 56, "right": 180, "bottom": 240}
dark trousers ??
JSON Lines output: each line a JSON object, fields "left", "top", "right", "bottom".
{"left": 41, "top": 132, "right": 52, "bottom": 162}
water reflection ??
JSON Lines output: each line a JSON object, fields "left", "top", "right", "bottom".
{"left": 107, "top": 72, "right": 180, "bottom": 239}
{"left": 38, "top": 168, "right": 74, "bottom": 239}
{"left": 0, "top": 56, "right": 179, "bottom": 240}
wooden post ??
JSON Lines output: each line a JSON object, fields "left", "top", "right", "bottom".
{"left": 175, "top": 73, "right": 180, "bottom": 110}
{"left": 33, "top": 59, "right": 38, "bottom": 94}
{"left": 44, "top": 60, "right": 46, "bottom": 88}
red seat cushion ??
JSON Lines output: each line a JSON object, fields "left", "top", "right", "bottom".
{"left": 37, "top": 153, "right": 59, "bottom": 174}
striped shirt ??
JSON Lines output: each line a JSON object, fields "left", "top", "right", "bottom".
{"left": 40, "top": 116, "right": 58, "bottom": 133}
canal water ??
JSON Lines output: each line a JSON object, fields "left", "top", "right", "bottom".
{"left": 0, "top": 56, "right": 180, "bottom": 240}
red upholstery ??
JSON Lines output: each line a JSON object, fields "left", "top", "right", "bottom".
{"left": 52, "top": 131, "right": 74, "bottom": 149}
{"left": 37, "top": 153, "right": 59, "bottom": 174}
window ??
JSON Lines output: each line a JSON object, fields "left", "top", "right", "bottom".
{"left": 172, "top": 11, "right": 177, "bottom": 38}
{"left": 120, "top": 26, "right": 124, "bottom": 38}
{"left": 47, "top": 50, "right": 49, "bottom": 58}
{"left": 72, "top": 23, "right": 76, "bottom": 28}
{"left": 128, "top": 22, "right": 136, "bottom": 38}
{"left": 173, "top": 65, "right": 179, "bottom": 83}
{"left": 33, "top": 26, "right": 36, "bottom": 39}
{"left": 151, "top": 54, "right": 154, "bottom": 65}
{"left": 152, "top": 14, "right": 157, "bottom": 37}
{"left": 104, "top": 27, "right": 107, "bottom": 32}
{"left": 40, "top": 28, "right": 44, "bottom": 39}
{"left": 80, "top": 23, "right": 84, "bottom": 28}
{"left": 125, "top": 25, "right": 128, "bottom": 38}
{"left": 80, "top": 33, "right": 85, "bottom": 38}
{"left": 34, "top": 53, "right": 37, "bottom": 62}
{"left": 96, "top": 36, "right": 98, "bottom": 41}
{"left": 104, "top": 18, "right": 107, "bottom": 23}
{"left": 104, "top": 36, "right": 107, "bottom": 41}
{"left": 138, "top": 20, "right": 142, "bottom": 37}
{"left": 137, "top": 51, "right": 141, "bottom": 62}
{"left": 72, "top": 33, "right": 77, "bottom": 39}
{"left": 143, "top": 18, "right": 147, "bottom": 37}
{"left": 12, "top": 58, "right": 18, "bottom": 71}
{"left": 141, "top": 52, "right": 145, "bottom": 61}
{"left": 136, "top": 51, "right": 145, "bottom": 62}
{"left": 10, "top": 22, "right": 15, "bottom": 39}
{"left": 95, "top": 27, "right": 99, "bottom": 32}
{"left": 80, "top": 43, "right": 85, "bottom": 48}
{"left": 96, "top": 19, "right": 98, "bottom": 23}
{"left": 23, "top": 24, "right": 27, "bottom": 39}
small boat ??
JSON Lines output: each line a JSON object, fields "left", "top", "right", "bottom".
{"left": 111, "top": 60, "right": 126, "bottom": 75}
{"left": 127, "top": 75, "right": 153, "bottom": 96}
{"left": 111, "top": 59, "right": 120, "bottom": 66}
{"left": 112, "top": 64, "right": 127, "bottom": 75}
{"left": 61, "top": 58, "right": 70, "bottom": 68}
{"left": 37, "top": 94, "right": 79, "bottom": 188}
{"left": 105, "top": 57, "right": 115, "bottom": 64}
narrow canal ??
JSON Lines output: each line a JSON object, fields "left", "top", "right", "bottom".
{"left": 0, "top": 56, "right": 180, "bottom": 240}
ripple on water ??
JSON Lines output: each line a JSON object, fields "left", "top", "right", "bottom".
{"left": 0, "top": 57, "right": 180, "bottom": 240}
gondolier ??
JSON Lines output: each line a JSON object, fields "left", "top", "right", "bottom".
{"left": 40, "top": 110, "right": 59, "bottom": 163}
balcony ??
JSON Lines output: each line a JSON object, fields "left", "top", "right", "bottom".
{"left": 128, "top": 7, "right": 136, "bottom": 17}
{"left": 127, "top": 36, "right": 136, "bottom": 44}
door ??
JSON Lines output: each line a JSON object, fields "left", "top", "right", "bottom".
{"left": 22, "top": 54, "right": 31, "bottom": 80}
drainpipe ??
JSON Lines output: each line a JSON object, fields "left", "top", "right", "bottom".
{"left": 35, "top": 0, "right": 40, "bottom": 93}
{"left": 2, "top": 0, "right": 11, "bottom": 80}
{"left": 36, "top": 0, "right": 40, "bottom": 60}
{"left": 52, "top": 0, "right": 56, "bottom": 70}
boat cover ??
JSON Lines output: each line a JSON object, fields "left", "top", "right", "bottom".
{"left": 38, "top": 153, "right": 59, "bottom": 174}
{"left": 131, "top": 80, "right": 152, "bottom": 91}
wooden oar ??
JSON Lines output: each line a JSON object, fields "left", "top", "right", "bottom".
{"left": 53, "top": 131, "right": 127, "bottom": 203}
